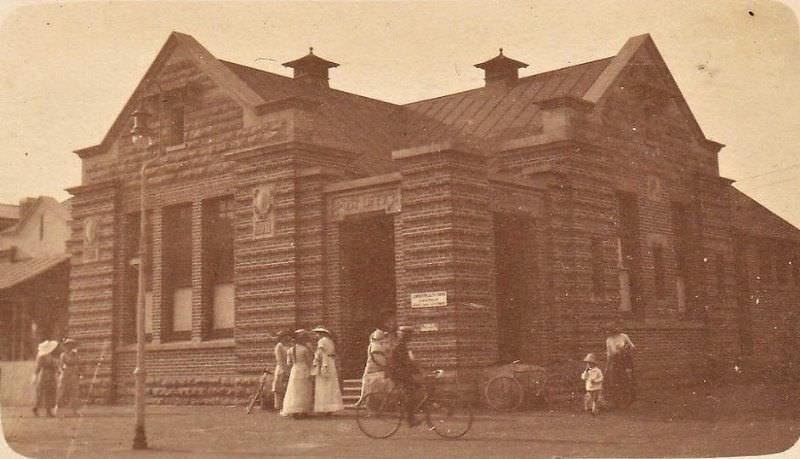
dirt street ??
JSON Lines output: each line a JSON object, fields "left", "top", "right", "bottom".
{"left": 2, "top": 382, "right": 798, "bottom": 459}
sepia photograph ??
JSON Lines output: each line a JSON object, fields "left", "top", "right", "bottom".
{"left": 0, "top": 1, "right": 799, "bottom": 458}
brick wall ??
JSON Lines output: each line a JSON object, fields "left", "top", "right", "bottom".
{"left": 393, "top": 145, "right": 498, "bottom": 373}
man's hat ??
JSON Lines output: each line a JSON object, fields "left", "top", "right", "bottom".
{"left": 275, "top": 330, "right": 292, "bottom": 340}
{"left": 62, "top": 338, "right": 78, "bottom": 347}
{"left": 397, "top": 325, "right": 415, "bottom": 333}
{"left": 311, "top": 326, "right": 331, "bottom": 335}
{"left": 583, "top": 353, "right": 598, "bottom": 364}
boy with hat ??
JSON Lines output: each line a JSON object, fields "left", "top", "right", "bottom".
{"left": 581, "top": 353, "right": 604, "bottom": 416}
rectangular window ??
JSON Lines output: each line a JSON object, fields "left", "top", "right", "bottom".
{"left": 163, "top": 203, "right": 193, "bottom": 341}
{"left": 616, "top": 191, "right": 641, "bottom": 315}
{"left": 203, "top": 196, "right": 235, "bottom": 338}
{"left": 124, "top": 212, "right": 153, "bottom": 344}
{"left": 591, "top": 237, "right": 605, "bottom": 299}
{"left": 653, "top": 244, "right": 666, "bottom": 299}
{"left": 166, "top": 104, "right": 185, "bottom": 146}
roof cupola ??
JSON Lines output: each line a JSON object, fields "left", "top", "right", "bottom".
{"left": 282, "top": 47, "right": 339, "bottom": 87}
{"left": 474, "top": 48, "right": 528, "bottom": 88}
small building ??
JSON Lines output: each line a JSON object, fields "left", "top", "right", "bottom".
{"left": 0, "top": 197, "right": 71, "bottom": 359}
{"left": 65, "top": 32, "right": 800, "bottom": 404}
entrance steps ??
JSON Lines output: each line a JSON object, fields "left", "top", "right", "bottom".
{"left": 341, "top": 378, "right": 362, "bottom": 409}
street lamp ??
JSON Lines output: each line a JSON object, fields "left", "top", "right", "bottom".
{"left": 129, "top": 88, "right": 162, "bottom": 450}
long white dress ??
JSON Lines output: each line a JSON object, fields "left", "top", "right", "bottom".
{"left": 356, "top": 329, "right": 394, "bottom": 404}
{"left": 312, "top": 336, "right": 344, "bottom": 413}
{"left": 280, "top": 343, "right": 313, "bottom": 416}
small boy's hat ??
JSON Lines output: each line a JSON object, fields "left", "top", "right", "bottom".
{"left": 583, "top": 353, "right": 598, "bottom": 364}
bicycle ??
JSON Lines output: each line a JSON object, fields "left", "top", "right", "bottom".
{"left": 246, "top": 368, "right": 273, "bottom": 414}
{"left": 356, "top": 370, "right": 473, "bottom": 439}
{"left": 484, "top": 360, "right": 547, "bottom": 411}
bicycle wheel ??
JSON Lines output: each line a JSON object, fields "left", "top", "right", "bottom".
{"left": 356, "top": 392, "right": 403, "bottom": 439}
{"left": 484, "top": 376, "right": 524, "bottom": 411}
{"left": 427, "top": 391, "right": 473, "bottom": 439}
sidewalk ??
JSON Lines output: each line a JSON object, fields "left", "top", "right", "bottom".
{"left": 2, "top": 382, "right": 799, "bottom": 459}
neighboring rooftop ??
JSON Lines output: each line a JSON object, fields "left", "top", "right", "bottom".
{"left": 0, "top": 203, "right": 19, "bottom": 221}
{"left": 0, "top": 253, "right": 70, "bottom": 290}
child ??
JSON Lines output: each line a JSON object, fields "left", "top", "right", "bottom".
{"left": 581, "top": 353, "right": 603, "bottom": 416}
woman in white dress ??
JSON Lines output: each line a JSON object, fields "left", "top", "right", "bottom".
{"left": 355, "top": 328, "right": 394, "bottom": 405}
{"left": 280, "top": 330, "right": 314, "bottom": 419}
{"left": 311, "top": 326, "right": 344, "bottom": 414}
{"left": 271, "top": 330, "right": 292, "bottom": 411}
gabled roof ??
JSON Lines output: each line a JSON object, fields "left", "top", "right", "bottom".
{"left": 583, "top": 33, "right": 715, "bottom": 146}
{"left": 0, "top": 254, "right": 70, "bottom": 290}
{"left": 0, "top": 196, "right": 67, "bottom": 236}
{"left": 730, "top": 187, "right": 800, "bottom": 242}
{"left": 77, "top": 32, "right": 720, "bottom": 169}
{"left": 77, "top": 32, "right": 268, "bottom": 158}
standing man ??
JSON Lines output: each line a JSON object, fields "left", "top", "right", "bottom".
{"left": 56, "top": 338, "right": 82, "bottom": 417}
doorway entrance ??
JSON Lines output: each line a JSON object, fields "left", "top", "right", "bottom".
{"left": 339, "top": 213, "right": 396, "bottom": 378}
{"left": 494, "top": 213, "right": 535, "bottom": 363}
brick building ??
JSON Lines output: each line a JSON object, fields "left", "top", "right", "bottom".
{"left": 66, "top": 32, "right": 800, "bottom": 404}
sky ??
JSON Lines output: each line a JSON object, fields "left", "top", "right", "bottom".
{"left": 0, "top": 0, "right": 798, "bottom": 226}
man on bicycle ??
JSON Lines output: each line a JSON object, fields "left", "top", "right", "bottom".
{"left": 387, "top": 325, "right": 423, "bottom": 427}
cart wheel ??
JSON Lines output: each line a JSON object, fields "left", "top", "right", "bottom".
{"left": 484, "top": 376, "right": 524, "bottom": 411}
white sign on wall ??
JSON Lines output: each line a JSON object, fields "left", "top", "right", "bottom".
{"left": 410, "top": 291, "right": 447, "bottom": 308}
{"left": 419, "top": 323, "right": 439, "bottom": 332}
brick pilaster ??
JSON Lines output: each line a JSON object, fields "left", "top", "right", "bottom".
{"left": 393, "top": 144, "right": 498, "bottom": 371}
{"left": 227, "top": 145, "right": 300, "bottom": 374}
{"left": 66, "top": 180, "right": 120, "bottom": 404}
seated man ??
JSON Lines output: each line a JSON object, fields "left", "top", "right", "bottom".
{"left": 387, "top": 325, "right": 423, "bottom": 427}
